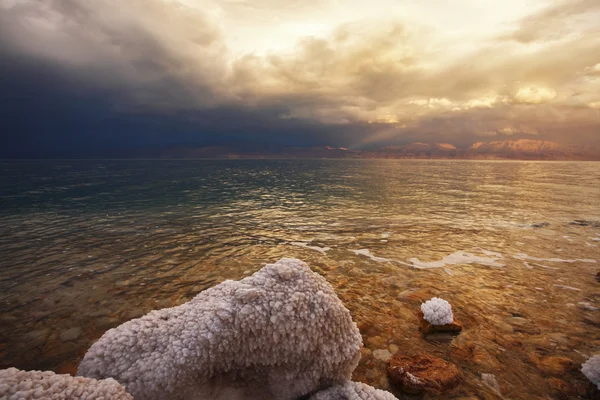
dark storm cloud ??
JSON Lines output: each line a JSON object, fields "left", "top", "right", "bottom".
{"left": 0, "top": 0, "right": 229, "bottom": 110}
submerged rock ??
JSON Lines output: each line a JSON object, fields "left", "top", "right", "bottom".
{"left": 59, "top": 327, "right": 82, "bottom": 342}
{"left": 0, "top": 367, "right": 132, "bottom": 399}
{"left": 506, "top": 316, "right": 539, "bottom": 334}
{"left": 546, "top": 377, "right": 578, "bottom": 399}
{"left": 22, "top": 329, "right": 50, "bottom": 348}
{"left": 536, "top": 356, "right": 576, "bottom": 376}
{"left": 418, "top": 310, "right": 462, "bottom": 336}
{"left": 387, "top": 353, "right": 462, "bottom": 395}
{"left": 78, "top": 258, "right": 363, "bottom": 400}
{"left": 373, "top": 349, "right": 393, "bottom": 362}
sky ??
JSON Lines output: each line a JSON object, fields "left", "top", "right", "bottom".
{"left": 1, "top": 0, "right": 599, "bottom": 157}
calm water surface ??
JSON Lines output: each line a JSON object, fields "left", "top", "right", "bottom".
{"left": 0, "top": 160, "right": 599, "bottom": 398}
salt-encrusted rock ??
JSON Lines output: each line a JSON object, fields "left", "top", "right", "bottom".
{"left": 420, "top": 298, "right": 453, "bottom": 325}
{"left": 582, "top": 355, "right": 600, "bottom": 390}
{"left": 78, "top": 258, "right": 363, "bottom": 400}
{"left": 418, "top": 297, "right": 462, "bottom": 337}
{"left": 387, "top": 354, "right": 462, "bottom": 395}
{"left": 309, "top": 381, "right": 397, "bottom": 400}
{"left": 0, "top": 367, "right": 132, "bottom": 399}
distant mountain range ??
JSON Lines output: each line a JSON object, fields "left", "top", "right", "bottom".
{"left": 125, "top": 139, "right": 600, "bottom": 160}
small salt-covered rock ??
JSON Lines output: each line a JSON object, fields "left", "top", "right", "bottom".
{"left": 420, "top": 298, "right": 453, "bottom": 325}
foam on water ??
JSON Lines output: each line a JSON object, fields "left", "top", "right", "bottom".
{"left": 349, "top": 249, "right": 412, "bottom": 266}
{"left": 410, "top": 250, "right": 505, "bottom": 269}
{"left": 480, "top": 249, "right": 503, "bottom": 258}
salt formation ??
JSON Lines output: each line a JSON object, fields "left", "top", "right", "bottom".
{"left": 309, "top": 381, "right": 398, "bottom": 400}
{"left": 78, "top": 258, "right": 363, "bottom": 400}
{"left": 582, "top": 355, "right": 600, "bottom": 389}
{"left": 420, "top": 297, "right": 454, "bottom": 325}
{"left": 0, "top": 367, "right": 132, "bottom": 400}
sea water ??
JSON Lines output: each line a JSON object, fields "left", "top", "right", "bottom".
{"left": 0, "top": 159, "right": 599, "bottom": 398}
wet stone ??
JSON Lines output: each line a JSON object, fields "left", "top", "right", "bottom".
{"left": 0, "top": 315, "right": 18, "bottom": 323}
{"left": 373, "top": 349, "right": 393, "bottom": 362}
{"left": 536, "top": 356, "right": 576, "bottom": 376}
{"left": 360, "top": 348, "right": 372, "bottom": 358}
{"left": 379, "top": 375, "right": 390, "bottom": 390}
{"left": 546, "top": 377, "right": 574, "bottom": 400}
{"left": 398, "top": 289, "right": 431, "bottom": 303}
{"left": 507, "top": 317, "right": 540, "bottom": 334}
{"left": 59, "top": 327, "right": 82, "bottom": 342}
{"left": 366, "top": 369, "right": 381, "bottom": 380}
{"left": 122, "top": 308, "right": 145, "bottom": 320}
{"left": 495, "top": 321, "right": 514, "bottom": 333}
{"left": 22, "top": 329, "right": 50, "bottom": 348}
{"left": 88, "top": 309, "right": 111, "bottom": 317}
{"left": 583, "top": 314, "right": 600, "bottom": 328}
{"left": 366, "top": 335, "right": 388, "bottom": 348}
{"left": 94, "top": 317, "right": 120, "bottom": 331}
{"left": 357, "top": 320, "right": 382, "bottom": 337}
{"left": 43, "top": 341, "right": 79, "bottom": 361}
{"left": 387, "top": 353, "right": 462, "bottom": 395}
